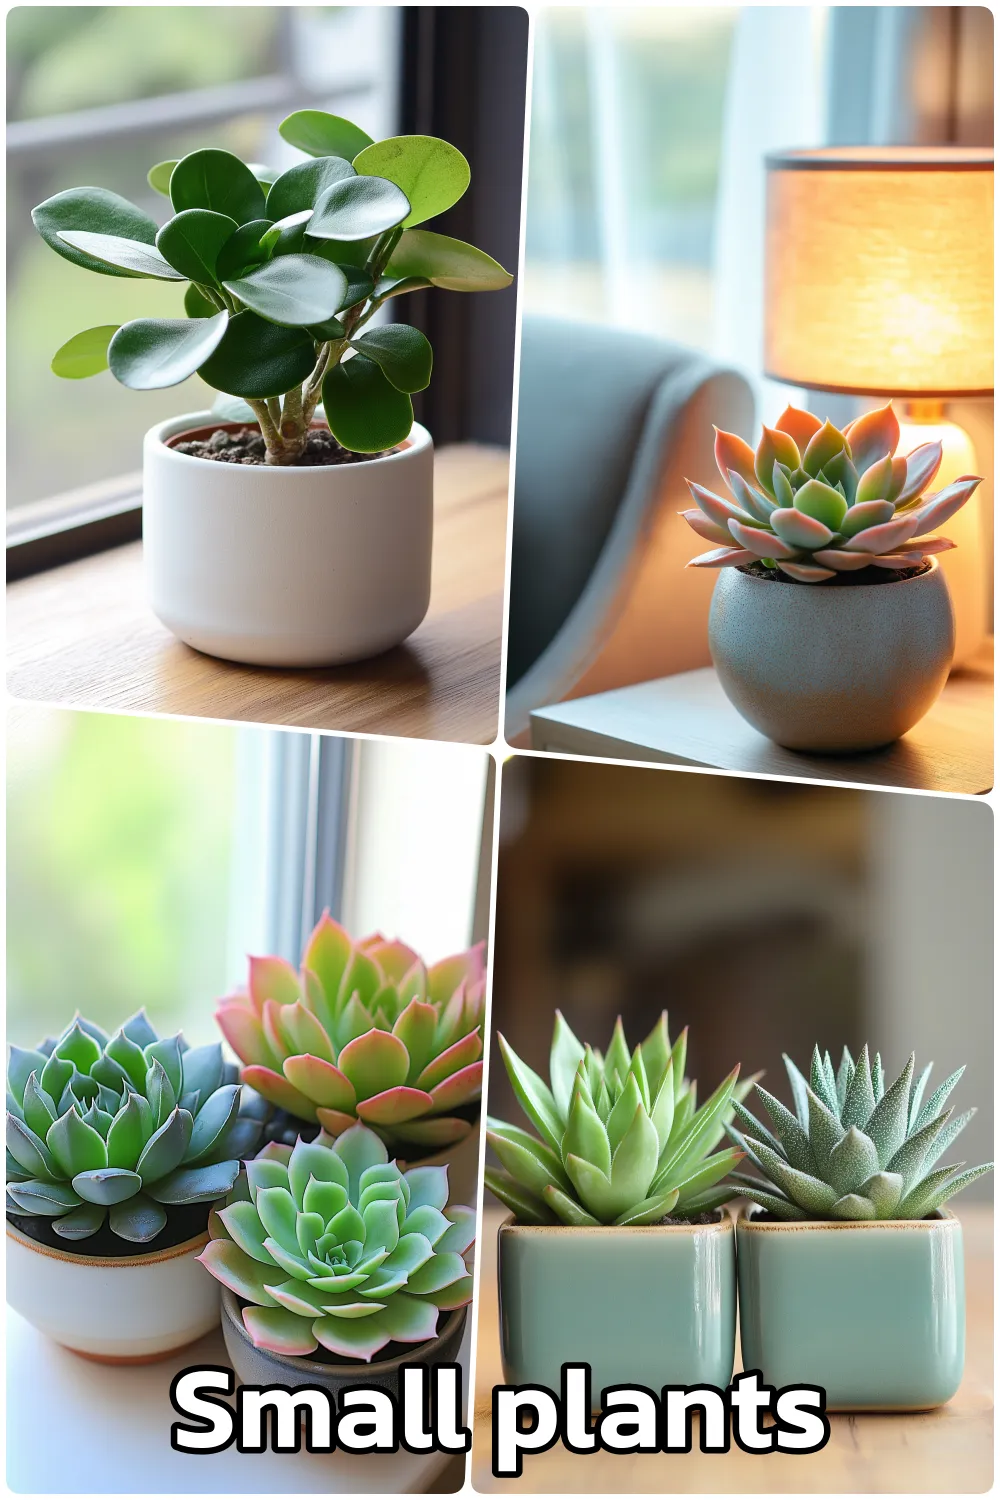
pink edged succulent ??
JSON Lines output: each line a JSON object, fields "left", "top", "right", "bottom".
{"left": 682, "top": 403, "right": 982, "bottom": 584}
{"left": 198, "top": 1124, "right": 475, "bottom": 1361}
{"left": 216, "top": 913, "right": 485, "bottom": 1152}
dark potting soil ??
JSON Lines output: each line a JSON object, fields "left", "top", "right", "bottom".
{"left": 6, "top": 1200, "right": 211, "bottom": 1259}
{"left": 740, "top": 559, "right": 930, "bottom": 587}
{"left": 173, "top": 425, "right": 392, "bottom": 467}
{"left": 657, "top": 1212, "right": 721, "bottom": 1226}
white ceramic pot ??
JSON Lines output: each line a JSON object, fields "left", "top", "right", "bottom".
{"left": 143, "top": 413, "right": 434, "bottom": 667}
{"left": 6, "top": 1221, "right": 219, "bottom": 1363}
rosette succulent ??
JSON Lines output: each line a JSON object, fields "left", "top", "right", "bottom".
{"left": 198, "top": 1123, "right": 474, "bottom": 1360}
{"left": 6, "top": 1012, "right": 264, "bottom": 1243}
{"left": 682, "top": 403, "right": 981, "bottom": 583}
{"left": 33, "top": 111, "right": 512, "bottom": 462}
{"left": 216, "top": 913, "right": 485, "bottom": 1153}
{"left": 486, "top": 1011, "right": 751, "bottom": 1226}
{"left": 729, "top": 1045, "right": 993, "bottom": 1220}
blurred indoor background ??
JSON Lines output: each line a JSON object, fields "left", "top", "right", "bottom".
{"left": 488, "top": 757, "right": 993, "bottom": 1195}
{"left": 7, "top": 5, "right": 527, "bottom": 507}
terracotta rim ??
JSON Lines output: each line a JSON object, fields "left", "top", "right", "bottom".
{"left": 6, "top": 1219, "right": 210, "bottom": 1268}
{"left": 220, "top": 1286, "right": 467, "bottom": 1374}
{"left": 498, "top": 1208, "right": 733, "bottom": 1235}
{"left": 737, "top": 1206, "right": 957, "bottom": 1232}
{"left": 735, "top": 556, "right": 938, "bottom": 590}
{"left": 154, "top": 412, "right": 425, "bottom": 468}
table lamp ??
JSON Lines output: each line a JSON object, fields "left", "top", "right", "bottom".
{"left": 764, "top": 146, "right": 994, "bottom": 665}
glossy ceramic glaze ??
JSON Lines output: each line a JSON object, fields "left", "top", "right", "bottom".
{"left": 6, "top": 1220, "right": 219, "bottom": 1362}
{"left": 709, "top": 558, "right": 955, "bottom": 752}
{"left": 736, "top": 1208, "right": 965, "bottom": 1410}
{"left": 498, "top": 1213, "right": 736, "bottom": 1392}
{"left": 221, "top": 1288, "right": 467, "bottom": 1396}
{"left": 143, "top": 413, "right": 434, "bottom": 667}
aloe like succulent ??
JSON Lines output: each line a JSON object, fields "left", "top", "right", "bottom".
{"left": 6, "top": 1012, "right": 263, "bottom": 1243}
{"left": 729, "top": 1045, "right": 993, "bottom": 1220}
{"left": 683, "top": 403, "right": 981, "bottom": 583}
{"left": 486, "top": 1011, "right": 749, "bottom": 1226}
{"left": 34, "top": 111, "right": 512, "bottom": 462}
{"left": 216, "top": 913, "right": 485, "bottom": 1153}
{"left": 199, "top": 1123, "right": 474, "bottom": 1359}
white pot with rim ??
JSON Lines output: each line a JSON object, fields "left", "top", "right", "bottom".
{"left": 143, "top": 413, "right": 434, "bottom": 668}
{"left": 6, "top": 1219, "right": 219, "bottom": 1364}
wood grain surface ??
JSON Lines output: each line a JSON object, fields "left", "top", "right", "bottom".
{"left": 7, "top": 445, "right": 509, "bottom": 745}
{"left": 472, "top": 1205, "right": 993, "bottom": 1493}
{"left": 530, "top": 640, "right": 994, "bottom": 794}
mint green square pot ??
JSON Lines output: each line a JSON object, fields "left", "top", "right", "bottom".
{"left": 498, "top": 1213, "right": 736, "bottom": 1393}
{"left": 736, "top": 1208, "right": 965, "bottom": 1410}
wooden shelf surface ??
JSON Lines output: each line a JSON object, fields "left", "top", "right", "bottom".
{"left": 530, "top": 642, "right": 994, "bottom": 794}
{"left": 472, "top": 1205, "right": 993, "bottom": 1493}
{"left": 7, "top": 445, "right": 509, "bottom": 745}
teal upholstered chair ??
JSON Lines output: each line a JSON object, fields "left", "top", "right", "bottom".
{"left": 505, "top": 316, "right": 755, "bottom": 740}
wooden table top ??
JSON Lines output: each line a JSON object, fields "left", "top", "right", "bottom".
{"left": 472, "top": 1204, "right": 993, "bottom": 1493}
{"left": 530, "top": 640, "right": 994, "bottom": 794}
{"left": 7, "top": 445, "right": 509, "bottom": 745}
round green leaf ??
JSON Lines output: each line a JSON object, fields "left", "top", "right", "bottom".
{"left": 147, "top": 160, "right": 177, "bottom": 197}
{"left": 224, "top": 255, "right": 347, "bottom": 327}
{"left": 323, "top": 354, "right": 413, "bottom": 453}
{"left": 308, "top": 315, "right": 347, "bottom": 342}
{"left": 259, "top": 210, "right": 312, "bottom": 258}
{"left": 169, "top": 149, "right": 267, "bottom": 226}
{"left": 197, "top": 310, "right": 317, "bottom": 398}
{"left": 266, "top": 157, "right": 356, "bottom": 222}
{"left": 51, "top": 325, "right": 118, "bottom": 379}
{"left": 215, "top": 218, "right": 274, "bottom": 281}
{"left": 56, "top": 230, "right": 184, "bottom": 280}
{"left": 109, "top": 1192, "right": 167, "bottom": 1243}
{"left": 337, "top": 265, "right": 375, "bottom": 311}
{"left": 32, "top": 187, "right": 158, "bottom": 278}
{"left": 247, "top": 162, "right": 280, "bottom": 187}
{"left": 72, "top": 1167, "right": 143, "bottom": 1206}
{"left": 279, "top": 110, "right": 374, "bottom": 161}
{"left": 386, "top": 230, "right": 512, "bottom": 292}
{"left": 353, "top": 136, "right": 470, "bottom": 228}
{"left": 108, "top": 311, "right": 229, "bottom": 390}
{"left": 156, "top": 209, "right": 238, "bottom": 285}
{"left": 185, "top": 283, "right": 219, "bottom": 319}
{"left": 308, "top": 176, "right": 410, "bottom": 243}
{"left": 350, "top": 324, "right": 432, "bottom": 393}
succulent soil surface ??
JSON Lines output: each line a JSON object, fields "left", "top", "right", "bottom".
{"left": 740, "top": 559, "right": 929, "bottom": 587}
{"left": 7, "top": 1201, "right": 211, "bottom": 1258}
{"left": 173, "top": 425, "right": 392, "bottom": 467}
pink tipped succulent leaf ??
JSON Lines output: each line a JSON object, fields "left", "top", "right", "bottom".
{"left": 713, "top": 426, "right": 758, "bottom": 490}
{"left": 679, "top": 405, "right": 980, "bottom": 584}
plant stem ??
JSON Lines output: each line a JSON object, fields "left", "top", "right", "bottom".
{"left": 266, "top": 396, "right": 282, "bottom": 429}
{"left": 246, "top": 398, "right": 284, "bottom": 459}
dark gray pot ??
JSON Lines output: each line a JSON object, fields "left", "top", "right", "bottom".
{"left": 220, "top": 1288, "right": 467, "bottom": 1398}
{"left": 708, "top": 557, "right": 955, "bottom": 753}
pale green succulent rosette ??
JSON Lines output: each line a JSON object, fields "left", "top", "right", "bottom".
{"left": 6, "top": 1011, "right": 264, "bottom": 1243}
{"left": 729, "top": 1044, "right": 993, "bottom": 1220}
{"left": 199, "top": 1123, "right": 474, "bottom": 1360}
{"left": 486, "top": 1011, "right": 752, "bottom": 1226}
{"left": 682, "top": 402, "right": 982, "bottom": 583}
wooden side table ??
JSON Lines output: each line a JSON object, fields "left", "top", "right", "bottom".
{"left": 529, "top": 640, "right": 993, "bottom": 794}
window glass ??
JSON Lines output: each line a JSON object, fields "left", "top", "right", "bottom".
{"left": 7, "top": 707, "right": 243, "bottom": 1047}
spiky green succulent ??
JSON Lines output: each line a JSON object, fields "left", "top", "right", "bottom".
{"left": 198, "top": 1123, "right": 474, "bottom": 1360}
{"left": 6, "top": 1012, "right": 264, "bottom": 1243}
{"left": 486, "top": 1011, "right": 751, "bottom": 1227}
{"left": 729, "top": 1045, "right": 993, "bottom": 1221}
{"left": 683, "top": 403, "right": 981, "bottom": 583}
{"left": 216, "top": 913, "right": 485, "bottom": 1154}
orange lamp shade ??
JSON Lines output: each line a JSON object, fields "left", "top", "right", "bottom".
{"left": 764, "top": 147, "right": 994, "bottom": 397}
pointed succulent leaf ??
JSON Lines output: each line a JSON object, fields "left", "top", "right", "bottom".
{"left": 109, "top": 1191, "right": 168, "bottom": 1242}
{"left": 830, "top": 1192, "right": 877, "bottom": 1221}
{"left": 8, "top": 1049, "right": 53, "bottom": 1106}
{"left": 484, "top": 1167, "right": 551, "bottom": 1223}
{"left": 749, "top": 1140, "right": 839, "bottom": 1214}
{"left": 750, "top": 1087, "right": 815, "bottom": 1174}
{"left": 865, "top": 1055, "right": 915, "bottom": 1167}
{"left": 149, "top": 1160, "right": 240, "bottom": 1203}
{"left": 46, "top": 1109, "right": 108, "bottom": 1177}
{"left": 844, "top": 403, "right": 900, "bottom": 471}
{"left": 615, "top": 1188, "right": 680, "bottom": 1226}
{"left": 135, "top": 1107, "right": 193, "bottom": 1185}
{"left": 755, "top": 426, "right": 800, "bottom": 493}
{"left": 542, "top": 1182, "right": 602, "bottom": 1227}
{"left": 769, "top": 507, "right": 835, "bottom": 549}
{"left": 897, "top": 441, "right": 944, "bottom": 505}
{"left": 496, "top": 1034, "right": 562, "bottom": 1153}
{"left": 906, "top": 477, "right": 982, "bottom": 537}
{"left": 775, "top": 405, "right": 822, "bottom": 449}
{"left": 793, "top": 477, "right": 848, "bottom": 531}
{"left": 52, "top": 1202, "right": 107, "bottom": 1239}
{"left": 841, "top": 1046, "right": 877, "bottom": 1129}
{"left": 827, "top": 1125, "right": 880, "bottom": 1196}
{"left": 730, "top": 1174, "right": 806, "bottom": 1220}
{"left": 8, "top": 1116, "right": 60, "bottom": 1180}
{"left": 729, "top": 472, "right": 778, "bottom": 522}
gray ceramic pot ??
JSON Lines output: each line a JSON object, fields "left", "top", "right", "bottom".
{"left": 736, "top": 1208, "right": 965, "bottom": 1410}
{"left": 220, "top": 1288, "right": 467, "bottom": 1398}
{"left": 498, "top": 1212, "right": 736, "bottom": 1393}
{"left": 709, "top": 558, "right": 955, "bottom": 752}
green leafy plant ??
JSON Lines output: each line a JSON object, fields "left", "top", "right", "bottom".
{"left": 729, "top": 1045, "right": 994, "bottom": 1220}
{"left": 34, "top": 112, "right": 512, "bottom": 461}
{"left": 682, "top": 403, "right": 981, "bottom": 582}
{"left": 198, "top": 1123, "right": 474, "bottom": 1360}
{"left": 6, "top": 1012, "right": 263, "bottom": 1243}
{"left": 215, "top": 913, "right": 485, "bottom": 1153}
{"left": 485, "top": 1011, "right": 750, "bottom": 1226}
